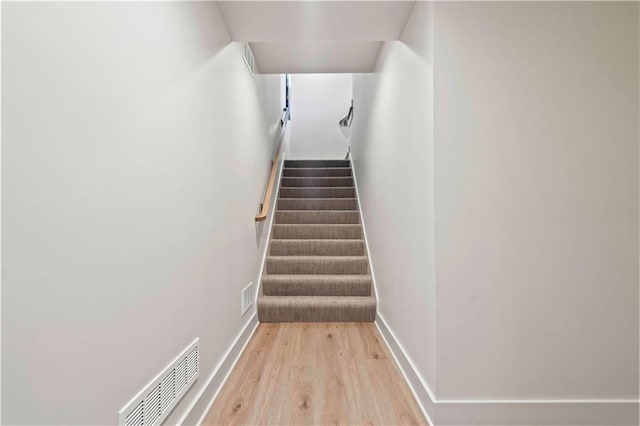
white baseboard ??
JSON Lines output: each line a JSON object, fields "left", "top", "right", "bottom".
{"left": 178, "top": 314, "right": 259, "bottom": 425}
{"left": 348, "top": 154, "right": 379, "bottom": 304}
{"left": 435, "top": 400, "right": 639, "bottom": 426}
{"left": 375, "top": 313, "right": 639, "bottom": 426}
{"left": 375, "top": 313, "right": 437, "bottom": 425}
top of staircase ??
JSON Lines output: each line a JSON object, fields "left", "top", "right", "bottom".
{"left": 284, "top": 159, "right": 350, "bottom": 168}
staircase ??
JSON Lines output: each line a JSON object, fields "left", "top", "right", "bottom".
{"left": 257, "top": 159, "right": 376, "bottom": 322}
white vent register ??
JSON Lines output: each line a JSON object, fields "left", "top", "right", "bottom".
{"left": 242, "top": 282, "right": 254, "bottom": 315}
{"left": 242, "top": 42, "right": 255, "bottom": 77}
{"left": 118, "top": 338, "right": 199, "bottom": 426}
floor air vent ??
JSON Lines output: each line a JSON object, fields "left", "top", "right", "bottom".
{"left": 242, "top": 281, "right": 254, "bottom": 315}
{"left": 118, "top": 338, "right": 199, "bottom": 426}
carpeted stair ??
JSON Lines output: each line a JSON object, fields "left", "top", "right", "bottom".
{"left": 257, "top": 159, "right": 376, "bottom": 322}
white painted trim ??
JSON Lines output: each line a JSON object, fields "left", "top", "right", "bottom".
{"left": 434, "top": 400, "right": 639, "bottom": 426}
{"left": 375, "top": 313, "right": 639, "bottom": 425}
{"left": 177, "top": 314, "right": 259, "bottom": 425}
{"left": 375, "top": 313, "right": 436, "bottom": 425}
{"left": 348, "top": 153, "right": 379, "bottom": 304}
{"left": 376, "top": 313, "right": 437, "bottom": 400}
{"left": 0, "top": 2, "right": 4, "bottom": 417}
{"left": 438, "top": 398, "right": 640, "bottom": 405}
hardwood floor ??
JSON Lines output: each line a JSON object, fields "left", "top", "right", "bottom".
{"left": 202, "top": 322, "right": 428, "bottom": 425}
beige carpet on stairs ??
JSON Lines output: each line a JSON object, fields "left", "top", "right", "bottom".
{"left": 257, "top": 159, "right": 376, "bottom": 322}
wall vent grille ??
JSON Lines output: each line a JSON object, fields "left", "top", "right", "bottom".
{"left": 242, "top": 42, "right": 255, "bottom": 77}
{"left": 242, "top": 282, "right": 254, "bottom": 316}
{"left": 118, "top": 339, "right": 199, "bottom": 426}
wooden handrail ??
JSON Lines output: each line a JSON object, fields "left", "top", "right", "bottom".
{"left": 256, "top": 108, "right": 289, "bottom": 222}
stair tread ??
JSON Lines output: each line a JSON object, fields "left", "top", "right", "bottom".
{"left": 275, "top": 210, "right": 360, "bottom": 224}
{"left": 282, "top": 177, "right": 354, "bottom": 187}
{"left": 270, "top": 239, "right": 365, "bottom": 256}
{"left": 282, "top": 176, "right": 352, "bottom": 179}
{"left": 283, "top": 167, "right": 352, "bottom": 170}
{"left": 263, "top": 274, "right": 372, "bottom": 280}
{"left": 273, "top": 223, "right": 361, "bottom": 226}
{"left": 275, "top": 210, "right": 358, "bottom": 213}
{"left": 280, "top": 187, "right": 356, "bottom": 199}
{"left": 272, "top": 219, "right": 363, "bottom": 240}
{"left": 267, "top": 255, "right": 368, "bottom": 260}
{"left": 262, "top": 274, "right": 371, "bottom": 297}
{"left": 284, "top": 160, "right": 351, "bottom": 168}
{"left": 270, "top": 238, "right": 364, "bottom": 241}
{"left": 276, "top": 198, "right": 359, "bottom": 211}
{"left": 283, "top": 168, "right": 353, "bottom": 178}
{"left": 259, "top": 295, "right": 375, "bottom": 302}
{"left": 266, "top": 256, "right": 369, "bottom": 274}
{"left": 258, "top": 295, "right": 375, "bottom": 322}
{"left": 278, "top": 198, "right": 357, "bottom": 201}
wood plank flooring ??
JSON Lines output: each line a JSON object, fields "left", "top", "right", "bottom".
{"left": 202, "top": 322, "right": 428, "bottom": 425}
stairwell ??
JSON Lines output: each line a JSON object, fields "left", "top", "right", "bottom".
{"left": 257, "top": 159, "right": 376, "bottom": 322}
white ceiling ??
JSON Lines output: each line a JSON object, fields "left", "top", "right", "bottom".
{"left": 251, "top": 41, "right": 383, "bottom": 74}
{"left": 217, "top": 1, "right": 416, "bottom": 73}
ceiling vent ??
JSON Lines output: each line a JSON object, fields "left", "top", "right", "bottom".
{"left": 242, "top": 42, "right": 255, "bottom": 77}
{"left": 118, "top": 338, "right": 199, "bottom": 426}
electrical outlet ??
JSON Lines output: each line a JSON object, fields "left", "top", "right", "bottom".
{"left": 241, "top": 282, "right": 254, "bottom": 315}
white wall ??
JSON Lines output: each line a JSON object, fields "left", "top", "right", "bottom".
{"left": 288, "top": 74, "right": 352, "bottom": 159}
{"left": 1, "top": 2, "right": 283, "bottom": 424}
{"left": 433, "top": 0, "right": 638, "bottom": 401}
{"left": 351, "top": 0, "right": 638, "bottom": 423}
{"left": 351, "top": 0, "right": 436, "bottom": 391}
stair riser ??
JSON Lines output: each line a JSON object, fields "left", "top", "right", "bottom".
{"left": 280, "top": 187, "right": 355, "bottom": 198}
{"left": 272, "top": 225, "right": 362, "bottom": 239}
{"left": 277, "top": 199, "right": 358, "bottom": 210}
{"left": 262, "top": 278, "right": 371, "bottom": 296}
{"left": 266, "top": 258, "right": 368, "bottom": 274}
{"left": 283, "top": 168, "right": 352, "bottom": 177}
{"left": 281, "top": 177, "right": 354, "bottom": 187}
{"left": 275, "top": 211, "right": 360, "bottom": 224}
{"left": 270, "top": 240, "right": 365, "bottom": 256}
{"left": 258, "top": 300, "right": 376, "bottom": 322}
{"left": 285, "top": 160, "right": 350, "bottom": 168}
